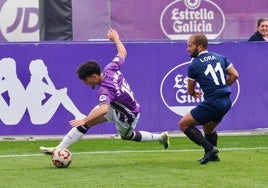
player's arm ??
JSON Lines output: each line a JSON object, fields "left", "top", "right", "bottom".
{"left": 107, "top": 28, "right": 127, "bottom": 60}
{"left": 226, "top": 65, "right": 239, "bottom": 86}
{"left": 187, "top": 79, "right": 202, "bottom": 99}
{"left": 69, "top": 103, "right": 109, "bottom": 128}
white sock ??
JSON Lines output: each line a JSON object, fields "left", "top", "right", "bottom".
{"left": 139, "top": 131, "right": 161, "bottom": 142}
{"left": 56, "top": 127, "right": 85, "bottom": 149}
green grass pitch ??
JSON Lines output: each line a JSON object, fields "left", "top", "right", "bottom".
{"left": 0, "top": 135, "right": 267, "bottom": 188}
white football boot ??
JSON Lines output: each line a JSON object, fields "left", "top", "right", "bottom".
{"left": 159, "top": 132, "right": 170, "bottom": 149}
{"left": 39, "top": 146, "right": 56, "bottom": 155}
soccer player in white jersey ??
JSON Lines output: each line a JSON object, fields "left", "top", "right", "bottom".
{"left": 178, "top": 34, "right": 239, "bottom": 164}
{"left": 40, "top": 28, "right": 169, "bottom": 155}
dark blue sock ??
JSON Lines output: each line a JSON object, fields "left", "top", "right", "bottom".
{"left": 184, "top": 127, "right": 214, "bottom": 151}
{"left": 205, "top": 132, "right": 218, "bottom": 146}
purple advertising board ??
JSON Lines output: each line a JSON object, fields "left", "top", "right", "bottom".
{"left": 72, "top": 0, "right": 268, "bottom": 40}
{"left": 0, "top": 41, "right": 268, "bottom": 136}
{"left": 0, "top": 0, "right": 267, "bottom": 42}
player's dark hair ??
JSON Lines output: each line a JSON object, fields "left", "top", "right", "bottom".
{"left": 76, "top": 60, "right": 101, "bottom": 80}
{"left": 257, "top": 18, "right": 268, "bottom": 27}
{"left": 192, "top": 34, "right": 208, "bottom": 49}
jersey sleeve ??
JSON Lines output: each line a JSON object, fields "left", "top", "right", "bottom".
{"left": 103, "top": 55, "right": 125, "bottom": 73}
{"left": 98, "top": 86, "right": 115, "bottom": 104}
{"left": 187, "top": 60, "right": 197, "bottom": 81}
{"left": 225, "top": 57, "right": 233, "bottom": 70}
{"left": 112, "top": 55, "right": 124, "bottom": 65}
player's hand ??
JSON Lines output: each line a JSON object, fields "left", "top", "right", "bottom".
{"left": 193, "top": 90, "right": 203, "bottom": 99}
{"left": 107, "top": 28, "right": 119, "bottom": 42}
{"left": 69, "top": 119, "right": 86, "bottom": 127}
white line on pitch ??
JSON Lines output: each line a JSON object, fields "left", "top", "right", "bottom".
{"left": 0, "top": 147, "right": 267, "bottom": 158}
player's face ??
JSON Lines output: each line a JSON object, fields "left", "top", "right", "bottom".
{"left": 187, "top": 39, "right": 199, "bottom": 58}
{"left": 258, "top": 21, "right": 268, "bottom": 37}
{"left": 82, "top": 75, "right": 99, "bottom": 89}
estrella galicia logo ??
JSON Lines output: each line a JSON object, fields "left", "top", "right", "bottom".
{"left": 0, "top": 0, "right": 39, "bottom": 41}
{"left": 160, "top": 0, "right": 225, "bottom": 39}
{"left": 160, "top": 62, "right": 240, "bottom": 116}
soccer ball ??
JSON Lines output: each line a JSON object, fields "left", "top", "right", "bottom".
{"left": 52, "top": 148, "right": 72, "bottom": 168}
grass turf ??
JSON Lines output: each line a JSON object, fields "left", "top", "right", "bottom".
{"left": 0, "top": 135, "right": 267, "bottom": 188}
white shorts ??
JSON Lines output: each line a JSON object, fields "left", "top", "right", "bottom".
{"left": 104, "top": 105, "right": 140, "bottom": 137}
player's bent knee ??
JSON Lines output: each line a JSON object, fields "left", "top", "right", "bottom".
{"left": 178, "top": 121, "right": 187, "bottom": 132}
{"left": 178, "top": 120, "right": 184, "bottom": 130}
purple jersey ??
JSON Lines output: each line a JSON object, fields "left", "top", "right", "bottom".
{"left": 97, "top": 56, "right": 141, "bottom": 122}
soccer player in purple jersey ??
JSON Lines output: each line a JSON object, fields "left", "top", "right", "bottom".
{"left": 178, "top": 34, "right": 239, "bottom": 164}
{"left": 40, "top": 28, "right": 169, "bottom": 155}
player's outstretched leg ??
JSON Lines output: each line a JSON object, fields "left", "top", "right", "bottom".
{"left": 39, "top": 126, "right": 87, "bottom": 155}
{"left": 128, "top": 131, "right": 170, "bottom": 149}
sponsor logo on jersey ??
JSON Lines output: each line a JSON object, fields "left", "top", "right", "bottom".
{"left": 160, "top": 61, "right": 240, "bottom": 116}
{"left": 99, "top": 95, "right": 107, "bottom": 102}
{"left": 160, "top": 0, "right": 225, "bottom": 39}
{"left": 113, "top": 57, "right": 120, "bottom": 62}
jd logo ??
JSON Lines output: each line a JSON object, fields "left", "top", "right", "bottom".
{"left": 0, "top": 0, "right": 39, "bottom": 41}
{"left": 160, "top": 62, "right": 240, "bottom": 116}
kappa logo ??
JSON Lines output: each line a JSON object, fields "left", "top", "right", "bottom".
{"left": 160, "top": 62, "right": 240, "bottom": 116}
{"left": 0, "top": 58, "right": 85, "bottom": 125}
{"left": 160, "top": 0, "right": 225, "bottom": 39}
